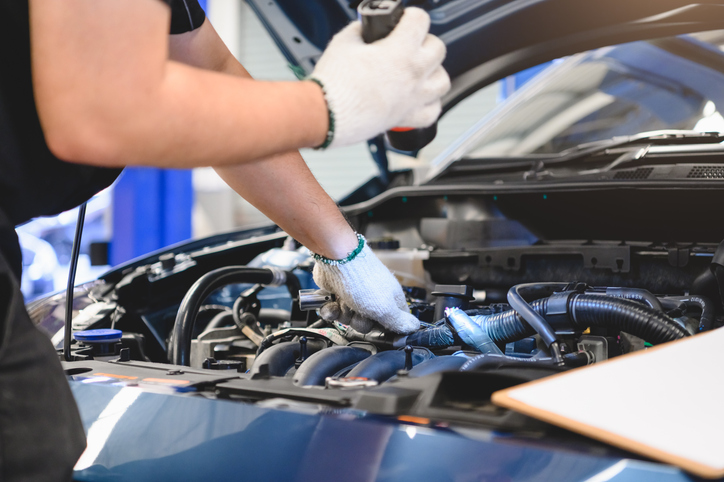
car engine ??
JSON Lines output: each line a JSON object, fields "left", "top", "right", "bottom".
{"left": 166, "top": 242, "right": 708, "bottom": 386}
{"left": 28, "top": 190, "right": 724, "bottom": 427}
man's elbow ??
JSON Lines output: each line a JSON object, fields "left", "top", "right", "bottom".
{"left": 43, "top": 124, "right": 117, "bottom": 167}
{"left": 43, "top": 118, "right": 126, "bottom": 167}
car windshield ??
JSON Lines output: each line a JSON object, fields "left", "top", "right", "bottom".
{"left": 461, "top": 36, "right": 724, "bottom": 159}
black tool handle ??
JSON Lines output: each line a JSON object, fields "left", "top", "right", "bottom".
{"left": 358, "top": 0, "right": 438, "bottom": 152}
{"left": 359, "top": 0, "right": 405, "bottom": 43}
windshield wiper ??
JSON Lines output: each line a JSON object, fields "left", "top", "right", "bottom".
{"left": 432, "top": 130, "right": 724, "bottom": 184}
{"left": 537, "top": 130, "right": 724, "bottom": 172}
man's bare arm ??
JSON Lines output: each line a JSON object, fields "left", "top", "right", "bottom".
{"left": 29, "top": 0, "right": 328, "bottom": 168}
{"left": 168, "top": 19, "right": 358, "bottom": 259}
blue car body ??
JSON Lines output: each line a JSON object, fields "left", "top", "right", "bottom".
{"left": 69, "top": 380, "right": 695, "bottom": 482}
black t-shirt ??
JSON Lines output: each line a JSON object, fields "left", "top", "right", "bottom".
{"left": 0, "top": 0, "right": 205, "bottom": 278}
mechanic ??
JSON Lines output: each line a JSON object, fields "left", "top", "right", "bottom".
{"left": 0, "top": 0, "right": 448, "bottom": 479}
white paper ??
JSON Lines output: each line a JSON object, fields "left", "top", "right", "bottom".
{"left": 506, "top": 329, "right": 724, "bottom": 469}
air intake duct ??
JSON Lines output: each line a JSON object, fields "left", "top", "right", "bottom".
{"left": 477, "top": 292, "right": 688, "bottom": 346}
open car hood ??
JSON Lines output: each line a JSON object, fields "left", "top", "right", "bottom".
{"left": 247, "top": 0, "right": 724, "bottom": 112}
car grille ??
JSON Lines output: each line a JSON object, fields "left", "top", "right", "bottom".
{"left": 613, "top": 167, "right": 654, "bottom": 180}
{"left": 687, "top": 166, "right": 724, "bottom": 179}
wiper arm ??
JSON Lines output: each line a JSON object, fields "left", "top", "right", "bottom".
{"left": 538, "top": 130, "right": 724, "bottom": 171}
{"left": 434, "top": 131, "right": 723, "bottom": 183}
{"left": 578, "top": 145, "right": 651, "bottom": 175}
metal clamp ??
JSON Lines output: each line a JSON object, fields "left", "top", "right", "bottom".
{"left": 299, "top": 289, "right": 336, "bottom": 311}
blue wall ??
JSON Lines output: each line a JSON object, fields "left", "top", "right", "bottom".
{"left": 110, "top": 169, "right": 193, "bottom": 266}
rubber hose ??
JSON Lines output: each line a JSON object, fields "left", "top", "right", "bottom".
{"left": 234, "top": 311, "right": 262, "bottom": 335}
{"left": 448, "top": 308, "right": 502, "bottom": 354}
{"left": 659, "top": 297, "right": 686, "bottom": 314}
{"left": 170, "top": 267, "right": 277, "bottom": 366}
{"left": 256, "top": 309, "right": 293, "bottom": 324}
{"left": 661, "top": 295, "right": 714, "bottom": 332}
{"left": 232, "top": 293, "right": 253, "bottom": 325}
{"left": 479, "top": 294, "right": 688, "bottom": 346}
{"left": 658, "top": 297, "right": 691, "bottom": 333}
{"left": 293, "top": 346, "right": 372, "bottom": 386}
{"left": 407, "top": 356, "right": 468, "bottom": 377}
{"left": 601, "top": 288, "right": 663, "bottom": 312}
{"left": 205, "top": 310, "right": 234, "bottom": 331}
{"left": 479, "top": 299, "right": 547, "bottom": 344}
{"left": 256, "top": 328, "right": 338, "bottom": 358}
{"left": 507, "top": 283, "right": 566, "bottom": 347}
{"left": 461, "top": 353, "right": 553, "bottom": 372}
{"left": 249, "top": 339, "right": 326, "bottom": 378}
{"left": 405, "top": 325, "right": 455, "bottom": 348}
{"left": 570, "top": 294, "right": 688, "bottom": 344}
{"left": 460, "top": 351, "right": 590, "bottom": 372}
{"left": 199, "top": 304, "right": 234, "bottom": 314}
{"left": 347, "top": 348, "right": 434, "bottom": 382}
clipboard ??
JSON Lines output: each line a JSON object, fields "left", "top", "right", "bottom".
{"left": 492, "top": 328, "right": 724, "bottom": 479}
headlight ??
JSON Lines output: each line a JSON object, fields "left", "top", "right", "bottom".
{"left": 26, "top": 279, "right": 111, "bottom": 349}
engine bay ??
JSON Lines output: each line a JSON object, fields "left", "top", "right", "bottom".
{"left": 30, "top": 189, "right": 724, "bottom": 432}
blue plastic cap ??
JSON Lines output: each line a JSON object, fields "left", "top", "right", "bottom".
{"left": 74, "top": 329, "right": 123, "bottom": 344}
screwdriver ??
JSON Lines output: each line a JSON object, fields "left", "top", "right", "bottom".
{"left": 358, "top": 0, "right": 439, "bottom": 152}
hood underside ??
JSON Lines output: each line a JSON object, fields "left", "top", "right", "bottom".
{"left": 247, "top": 0, "right": 724, "bottom": 113}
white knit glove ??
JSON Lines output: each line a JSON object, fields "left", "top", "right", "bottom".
{"left": 312, "top": 244, "right": 420, "bottom": 335}
{"left": 310, "top": 7, "right": 450, "bottom": 148}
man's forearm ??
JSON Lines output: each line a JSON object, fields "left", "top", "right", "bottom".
{"left": 168, "top": 19, "right": 358, "bottom": 258}
{"left": 30, "top": 0, "right": 328, "bottom": 168}
{"left": 215, "top": 156, "right": 358, "bottom": 259}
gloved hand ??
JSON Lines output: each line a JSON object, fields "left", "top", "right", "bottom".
{"left": 312, "top": 242, "right": 420, "bottom": 335}
{"left": 309, "top": 7, "right": 450, "bottom": 148}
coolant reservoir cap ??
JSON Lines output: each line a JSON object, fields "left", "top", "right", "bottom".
{"left": 74, "top": 329, "right": 122, "bottom": 344}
